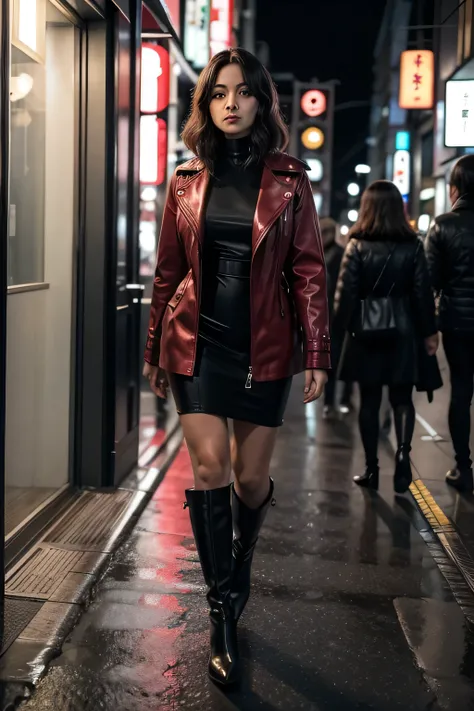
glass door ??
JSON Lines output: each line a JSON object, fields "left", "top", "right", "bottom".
{"left": 5, "top": 0, "right": 79, "bottom": 537}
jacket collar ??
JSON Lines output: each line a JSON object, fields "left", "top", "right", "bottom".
{"left": 453, "top": 194, "right": 474, "bottom": 213}
{"left": 175, "top": 151, "right": 308, "bottom": 255}
{"left": 176, "top": 151, "right": 309, "bottom": 176}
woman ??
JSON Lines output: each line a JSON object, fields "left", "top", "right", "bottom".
{"left": 143, "top": 48, "right": 330, "bottom": 686}
{"left": 334, "top": 181, "right": 438, "bottom": 493}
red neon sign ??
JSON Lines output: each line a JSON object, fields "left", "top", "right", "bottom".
{"left": 141, "top": 44, "right": 170, "bottom": 114}
{"left": 140, "top": 117, "right": 167, "bottom": 185}
{"left": 210, "top": 0, "right": 234, "bottom": 56}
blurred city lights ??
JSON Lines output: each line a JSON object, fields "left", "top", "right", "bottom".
{"left": 313, "top": 193, "right": 323, "bottom": 213}
{"left": 348, "top": 209, "right": 358, "bottom": 222}
{"left": 300, "top": 90, "right": 327, "bottom": 118}
{"left": 347, "top": 182, "right": 360, "bottom": 197}
{"left": 420, "top": 187, "right": 436, "bottom": 201}
{"left": 340, "top": 225, "right": 349, "bottom": 236}
{"left": 301, "top": 126, "right": 325, "bottom": 150}
{"left": 355, "top": 164, "right": 371, "bottom": 174}
{"left": 141, "top": 187, "right": 157, "bottom": 201}
{"left": 306, "top": 158, "right": 324, "bottom": 182}
{"left": 418, "top": 214, "right": 431, "bottom": 233}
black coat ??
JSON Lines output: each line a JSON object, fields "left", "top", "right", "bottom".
{"left": 333, "top": 234, "right": 437, "bottom": 387}
{"left": 426, "top": 196, "right": 474, "bottom": 332}
{"left": 324, "top": 241, "right": 344, "bottom": 317}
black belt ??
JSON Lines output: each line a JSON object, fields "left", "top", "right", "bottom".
{"left": 217, "top": 258, "right": 250, "bottom": 278}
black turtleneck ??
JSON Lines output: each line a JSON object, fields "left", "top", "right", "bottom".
{"left": 199, "top": 136, "right": 263, "bottom": 356}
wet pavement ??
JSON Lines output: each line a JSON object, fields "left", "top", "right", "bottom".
{"left": 405, "top": 348, "right": 474, "bottom": 558}
{"left": 18, "top": 377, "right": 474, "bottom": 711}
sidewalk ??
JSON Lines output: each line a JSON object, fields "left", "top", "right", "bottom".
{"left": 17, "top": 378, "right": 474, "bottom": 711}
{"left": 408, "top": 349, "right": 474, "bottom": 559}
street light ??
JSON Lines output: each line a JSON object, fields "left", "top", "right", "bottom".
{"left": 348, "top": 209, "right": 358, "bottom": 222}
{"left": 347, "top": 182, "right": 360, "bottom": 197}
{"left": 355, "top": 164, "right": 371, "bottom": 175}
{"left": 340, "top": 225, "right": 349, "bottom": 236}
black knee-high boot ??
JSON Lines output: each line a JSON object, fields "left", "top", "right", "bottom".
{"left": 393, "top": 404, "right": 415, "bottom": 494}
{"left": 231, "top": 478, "right": 275, "bottom": 621}
{"left": 184, "top": 485, "right": 240, "bottom": 686}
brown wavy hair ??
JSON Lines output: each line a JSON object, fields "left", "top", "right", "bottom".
{"left": 349, "top": 180, "right": 416, "bottom": 242}
{"left": 182, "top": 48, "right": 289, "bottom": 169}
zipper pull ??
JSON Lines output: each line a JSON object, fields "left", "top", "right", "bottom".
{"left": 245, "top": 366, "right": 253, "bottom": 389}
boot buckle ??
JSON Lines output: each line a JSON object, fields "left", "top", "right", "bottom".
{"left": 271, "top": 498, "right": 276, "bottom": 507}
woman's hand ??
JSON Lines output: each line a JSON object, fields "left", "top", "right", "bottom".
{"left": 304, "top": 369, "right": 328, "bottom": 404}
{"left": 424, "top": 333, "right": 439, "bottom": 356}
{"left": 143, "top": 362, "right": 168, "bottom": 399}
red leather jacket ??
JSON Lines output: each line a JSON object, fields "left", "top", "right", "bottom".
{"left": 144, "top": 151, "right": 331, "bottom": 380}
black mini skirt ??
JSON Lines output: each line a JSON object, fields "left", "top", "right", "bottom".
{"left": 168, "top": 340, "right": 292, "bottom": 428}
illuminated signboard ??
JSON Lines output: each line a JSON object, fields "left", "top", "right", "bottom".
{"left": 140, "top": 117, "right": 167, "bottom": 185}
{"left": 301, "top": 90, "right": 326, "bottom": 118}
{"left": 395, "top": 131, "right": 410, "bottom": 151}
{"left": 445, "top": 80, "right": 474, "bottom": 147}
{"left": 393, "top": 149, "right": 410, "bottom": 196}
{"left": 184, "top": 0, "right": 210, "bottom": 68}
{"left": 301, "top": 126, "right": 324, "bottom": 150}
{"left": 210, "top": 0, "right": 233, "bottom": 56}
{"left": 399, "top": 50, "right": 434, "bottom": 109}
{"left": 141, "top": 44, "right": 170, "bottom": 114}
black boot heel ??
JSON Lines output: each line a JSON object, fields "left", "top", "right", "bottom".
{"left": 231, "top": 478, "right": 275, "bottom": 622}
{"left": 394, "top": 446, "right": 412, "bottom": 494}
{"left": 353, "top": 469, "right": 379, "bottom": 490}
{"left": 185, "top": 486, "right": 240, "bottom": 686}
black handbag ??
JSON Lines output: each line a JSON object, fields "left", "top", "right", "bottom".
{"left": 355, "top": 249, "right": 398, "bottom": 342}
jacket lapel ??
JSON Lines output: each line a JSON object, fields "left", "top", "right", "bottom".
{"left": 176, "top": 162, "right": 210, "bottom": 250}
{"left": 176, "top": 154, "right": 302, "bottom": 257}
{"left": 252, "top": 156, "right": 300, "bottom": 256}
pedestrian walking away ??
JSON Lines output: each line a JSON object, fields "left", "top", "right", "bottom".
{"left": 334, "top": 180, "right": 440, "bottom": 493}
{"left": 143, "top": 48, "right": 330, "bottom": 687}
{"left": 320, "top": 217, "right": 344, "bottom": 417}
{"left": 426, "top": 154, "right": 474, "bottom": 493}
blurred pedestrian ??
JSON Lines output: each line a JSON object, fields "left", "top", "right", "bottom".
{"left": 334, "top": 180, "right": 438, "bottom": 493}
{"left": 320, "top": 217, "right": 344, "bottom": 417}
{"left": 426, "top": 155, "right": 474, "bottom": 493}
{"left": 143, "top": 49, "right": 330, "bottom": 685}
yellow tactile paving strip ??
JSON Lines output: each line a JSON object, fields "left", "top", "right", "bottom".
{"left": 409, "top": 478, "right": 474, "bottom": 601}
{"left": 409, "top": 479, "right": 454, "bottom": 533}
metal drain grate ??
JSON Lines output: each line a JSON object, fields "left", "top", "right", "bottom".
{"left": 6, "top": 547, "right": 83, "bottom": 600}
{"left": 2, "top": 597, "right": 43, "bottom": 654}
{"left": 44, "top": 490, "right": 133, "bottom": 550}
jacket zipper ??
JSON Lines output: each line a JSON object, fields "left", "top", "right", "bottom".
{"left": 245, "top": 366, "right": 253, "bottom": 389}
{"left": 278, "top": 209, "right": 288, "bottom": 318}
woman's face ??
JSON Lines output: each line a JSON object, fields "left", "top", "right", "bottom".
{"left": 209, "top": 63, "right": 259, "bottom": 139}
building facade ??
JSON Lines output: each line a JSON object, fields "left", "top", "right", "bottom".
{"left": 367, "top": 0, "right": 474, "bottom": 232}
{"left": 0, "top": 0, "right": 251, "bottom": 652}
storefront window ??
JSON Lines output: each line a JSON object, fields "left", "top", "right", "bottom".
{"left": 5, "top": 0, "right": 77, "bottom": 537}
{"left": 8, "top": 0, "right": 48, "bottom": 286}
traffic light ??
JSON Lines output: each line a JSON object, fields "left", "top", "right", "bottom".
{"left": 290, "top": 81, "right": 335, "bottom": 217}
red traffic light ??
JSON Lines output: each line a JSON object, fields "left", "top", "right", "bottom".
{"left": 300, "top": 90, "right": 327, "bottom": 118}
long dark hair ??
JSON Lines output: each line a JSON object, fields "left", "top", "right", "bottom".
{"left": 182, "top": 48, "right": 289, "bottom": 170}
{"left": 349, "top": 180, "right": 416, "bottom": 242}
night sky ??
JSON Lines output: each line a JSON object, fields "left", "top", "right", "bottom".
{"left": 256, "top": 0, "right": 387, "bottom": 217}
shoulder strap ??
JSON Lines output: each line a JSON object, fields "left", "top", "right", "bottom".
{"left": 372, "top": 247, "right": 394, "bottom": 293}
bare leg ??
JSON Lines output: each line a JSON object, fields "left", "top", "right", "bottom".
{"left": 232, "top": 420, "right": 278, "bottom": 508}
{"left": 180, "top": 413, "right": 231, "bottom": 490}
